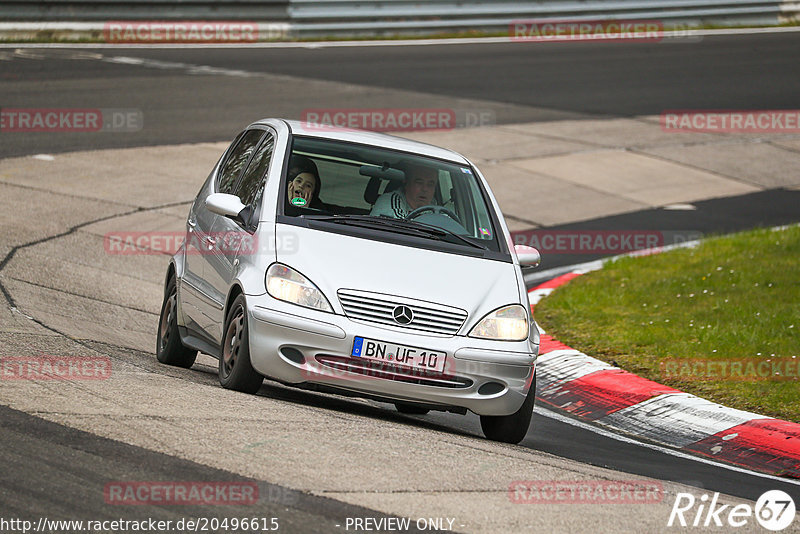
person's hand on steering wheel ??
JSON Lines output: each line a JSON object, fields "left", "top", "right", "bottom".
{"left": 405, "top": 205, "right": 462, "bottom": 225}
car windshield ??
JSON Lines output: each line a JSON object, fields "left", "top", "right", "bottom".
{"left": 280, "top": 136, "right": 502, "bottom": 253}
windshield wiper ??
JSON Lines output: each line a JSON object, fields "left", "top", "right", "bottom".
{"left": 302, "top": 214, "right": 438, "bottom": 240}
{"left": 410, "top": 220, "right": 489, "bottom": 251}
{"left": 302, "top": 214, "right": 488, "bottom": 251}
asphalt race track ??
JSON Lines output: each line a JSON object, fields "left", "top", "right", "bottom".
{"left": 1, "top": 32, "right": 800, "bottom": 532}
{"left": 2, "top": 32, "right": 800, "bottom": 157}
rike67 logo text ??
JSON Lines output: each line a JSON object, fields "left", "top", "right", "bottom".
{"left": 668, "top": 490, "right": 795, "bottom": 531}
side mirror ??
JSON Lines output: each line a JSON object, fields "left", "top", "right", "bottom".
{"left": 514, "top": 244, "right": 540, "bottom": 268}
{"left": 205, "top": 193, "right": 246, "bottom": 225}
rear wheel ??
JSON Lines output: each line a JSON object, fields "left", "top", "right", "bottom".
{"left": 156, "top": 275, "right": 197, "bottom": 368}
{"left": 394, "top": 402, "right": 430, "bottom": 415}
{"left": 219, "top": 294, "right": 263, "bottom": 394}
{"left": 480, "top": 375, "right": 536, "bottom": 444}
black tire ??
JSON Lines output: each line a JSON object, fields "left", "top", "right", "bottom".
{"left": 219, "top": 294, "right": 263, "bottom": 394}
{"left": 156, "top": 274, "right": 197, "bottom": 368}
{"left": 394, "top": 402, "right": 430, "bottom": 415}
{"left": 480, "top": 375, "right": 536, "bottom": 444}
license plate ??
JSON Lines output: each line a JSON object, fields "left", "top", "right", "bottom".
{"left": 351, "top": 337, "right": 447, "bottom": 373}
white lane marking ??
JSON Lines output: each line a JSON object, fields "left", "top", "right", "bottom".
{"left": 61, "top": 51, "right": 104, "bottom": 60}
{"left": 535, "top": 405, "right": 800, "bottom": 487}
{"left": 599, "top": 393, "right": 762, "bottom": 449}
{"left": 528, "top": 287, "right": 553, "bottom": 306}
{"left": 103, "top": 55, "right": 143, "bottom": 65}
{"left": 9, "top": 49, "right": 103, "bottom": 60}
{"left": 538, "top": 349, "right": 617, "bottom": 385}
{"left": 663, "top": 203, "right": 697, "bottom": 210}
{"left": 103, "top": 55, "right": 260, "bottom": 77}
{"left": 31, "top": 154, "right": 55, "bottom": 161}
{"left": 1, "top": 25, "right": 800, "bottom": 49}
{"left": 13, "top": 48, "right": 45, "bottom": 59}
{"left": 525, "top": 260, "right": 603, "bottom": 286}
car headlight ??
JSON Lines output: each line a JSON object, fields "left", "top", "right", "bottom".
{"left": 266, "top": 263, "right": 332, "bottom": 313}
{"left": 469, "top": 304, "right": 529, "bottom": 341}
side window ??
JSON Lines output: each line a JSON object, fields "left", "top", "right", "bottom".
{"left": 216, "top": 129, "right": 264, "bottom": 194}
{"left": 235, "top": 133, "right": 274, "bottom": 207}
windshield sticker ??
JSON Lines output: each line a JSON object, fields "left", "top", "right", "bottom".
{"left": 460, "top": 167, "right": 473, "bottom": 174}
{"left": 479, "top": 227, "right": 491, "bottom": 237}
{"left": 290, "top": 197, "right": 307, "bottom": 207}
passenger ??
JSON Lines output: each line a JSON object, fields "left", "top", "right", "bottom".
{"left": 287, "top": 155, "right": 323, "bottom": 209}
{"left": 370, "top": 161, "right": 438, "bottom": 218}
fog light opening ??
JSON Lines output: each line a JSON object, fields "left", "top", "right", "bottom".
{"left": 280, "top": 347, "right": 306, "bottom": 364}
{"left": 478, "top": 381, "right": 505, "bottom": 395}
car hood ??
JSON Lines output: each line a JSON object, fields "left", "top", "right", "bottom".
{"left": 275, "top": 223, "right": 522, "bottom": 328}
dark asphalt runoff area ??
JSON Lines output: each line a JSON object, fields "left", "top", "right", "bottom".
{"left": 2, "top": 32, "right": 800, "bottom": 527}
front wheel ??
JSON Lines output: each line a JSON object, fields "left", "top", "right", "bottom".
{"left": 219, "top": 294, "right": 263, "bottom": 394}
{"left": 480, "top": 375, "right": 536, "bottom": 444}
{"left": 156, "top": 275, "right": 197, "bottom": 368}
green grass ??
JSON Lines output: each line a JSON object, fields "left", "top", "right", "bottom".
{"left": 535, "top": 225, "right": 800, "bottom": 422}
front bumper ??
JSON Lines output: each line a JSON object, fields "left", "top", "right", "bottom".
{"left": 246, "top": 294, "right": 538, "bottom": 416}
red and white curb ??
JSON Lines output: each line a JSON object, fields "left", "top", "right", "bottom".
{"left": 531, "top": 272, "right": 800, "bottom": 479}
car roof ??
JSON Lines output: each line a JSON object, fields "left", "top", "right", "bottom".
{"left": 253, "top": 119, "right": 470, "bottom": 165}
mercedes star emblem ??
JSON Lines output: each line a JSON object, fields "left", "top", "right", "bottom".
{"left": 392, "top": 305, "right": 414, "bottom": 325}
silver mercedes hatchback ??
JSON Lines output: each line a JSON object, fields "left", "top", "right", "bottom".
{"left": 157, "top": 118, "right": 542, "bottom": 443}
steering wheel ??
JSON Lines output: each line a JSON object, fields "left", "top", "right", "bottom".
{"left": 405, "top": 205, "right": 462, "bottom": 225}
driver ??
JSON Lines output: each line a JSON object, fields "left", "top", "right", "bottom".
{"left": 370, "top": 161, "right": 437, "bottom": 218}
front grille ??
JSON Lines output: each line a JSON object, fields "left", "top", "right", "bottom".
{"left": 315, "top": 355, "right": 472, "bottom": 389}
{"left": 337, "top": 289, "right": 467, "bottom": 335}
